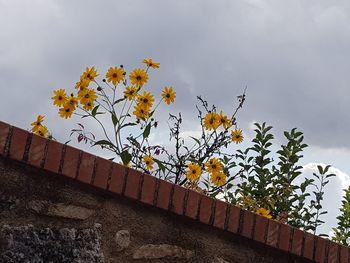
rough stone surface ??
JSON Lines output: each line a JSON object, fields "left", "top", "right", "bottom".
{"left": 114, "top": 230, "right": 130, "bottom": 251}
{"left": 0, "top": 157, "right": 310, "bottom": 263}
{"left": 132, "top": 244, "right": 195, "bottom": 259}
{"left": 28, "top": 200, "right": 95, "bottom": 220}
{"left": 0, "top": 224, "right": 104, "bottom": 263}
{"left": 212, "top": 257, "right": 230, "bottom": 263}
{"left": 0, "top": 192, "right": 19, "bottom": 212}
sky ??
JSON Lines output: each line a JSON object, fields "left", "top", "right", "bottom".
{"left": 1, "top": 0, "right": 350, "bottom": 235}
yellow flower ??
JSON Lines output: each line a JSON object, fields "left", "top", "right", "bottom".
{"left": 75, "top": 77, "right": 90, "bottom": 91}
{"left": 83, "top": 101, "right": 94, "bottom": 111}
{"left": 129, "top": 68, "right": 149, "bottom": 87}
{"left": 205, "top": 158, "right": 223, "bottom": 174}
{"left": 186, "top": 163, "right": 202, "bottom": 182}
{"left": 52, "top": 89, "right": 68, "bottom": 107}
{"left": 231, "top": 129, "right": 244, "bottom": 144}
{"left": 78, "top": 88, "right": 97, "bottom": 106}
{"left": 67, "top": 95, "right": 78, "bottom": 110}
{"left": 31, "top": 115, "right": 45, "bottom": 133}
{"left": 203, "top": 112, "right": 220, "bottom": 131}
{"left": 256, "top": 207, "right": 272, "bottom": 219}
{"left": 105, "top": 66, "right": 125, "bottom": 85}
{"left": 218, "top": 111, "right": 232, "bottom": 129}
{"left": 142, "top": 58, "right": 160, "bottom": 69}
{"left": 210, "top": 172, "right": 227, "bottom": 187}
{"left": 82, "top": 66, "right": 98, "bottom": 82}
{"left": 143, "top": 155, "right": 154, "bottom": 170}
{"left": 124, "top": 86, "right": 138, "bottom": 101}
{"left": 133, "top": 103, "right": 150, "bottom": 121}
{"left": 34, "top": 125, "right": 48, "bottom": 137}
{"left": 137, "top": 91, "right": 154, "bottom": 109}
{"left": 161, "top": 86, "right": 176, "bottom": 105}
{"left": 59, "top": 104, "right": 74, "bottom": 119}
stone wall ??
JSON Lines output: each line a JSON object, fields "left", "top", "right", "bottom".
{"left": 1, "top": 122, "right": 348, "bottom": 262}
{"left": 0, "top": 158, "right": 310, "bottom": 263}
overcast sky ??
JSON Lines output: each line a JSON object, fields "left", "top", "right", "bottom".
{"left": 1, "top": 0, "right": 350, "bottom": 235}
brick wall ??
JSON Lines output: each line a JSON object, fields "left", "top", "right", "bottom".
{"left": 0, "top": 121, "right": 348, "bottom": 262}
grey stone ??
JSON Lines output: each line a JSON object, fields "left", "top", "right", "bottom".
{"left": 133, "top": 244, "right": 195, "bottom": 259}
{"left": 28, "top": 200, "right": 95, "bottom": 220}
{"left": 0, "top": 192, "right": 20, "bottom": 211}
{"left": 0, "top": 224, "right": 104, "bottom": 263}
{"left": 213, "top": 257, "right": 230, "bottom": 263}
{"left": 114, "top": 230, "right": 130, "bottom": 251}
{"left": 28, "top": 200, "right": 49, "bottom": 213}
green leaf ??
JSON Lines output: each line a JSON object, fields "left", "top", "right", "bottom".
{"left": 190, "top": 136, "right": 201, "bottom": 145}
{"left": 120, "top": 150, "right": 132, "bottom": 165}
{"left": 91, "top": 105, "right": 99, "bottom": 117}
{"left": 120, "top": 122, "right": 137, "bottom": 129}
{"left": 94, "top": 140, "right": 114, "bottom": 148}
{"left": 111, "top": 113, "right": 118, "bottom": 126}
{"left": 154, "top": 158, "right": 166, "bottom": 173}
{"left": 143, "top": 123, "right": 151, "bottom": 139}
{"left": 113, "top": 98, "right": 126, "bottom": 105}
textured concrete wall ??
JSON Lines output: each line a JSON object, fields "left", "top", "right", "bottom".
{"left": 0, "top": 157, "right": 312, "bottom": 263}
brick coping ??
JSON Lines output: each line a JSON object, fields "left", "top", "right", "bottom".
{"left": 0, "top": 121, "right": 348, "bottom": 262}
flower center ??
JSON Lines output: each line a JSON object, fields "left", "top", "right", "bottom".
{"left": 112, "top": 73, "right": 117, "bottom": 78}
{"left": 136, "top": 76, "right": 142, "bottom": 81}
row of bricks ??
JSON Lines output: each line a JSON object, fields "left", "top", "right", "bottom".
{"left": 0, "top": 121, "right": 348, "bottom": 263}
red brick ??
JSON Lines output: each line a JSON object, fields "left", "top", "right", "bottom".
{"left": 339, "top": 245, "right": 349, "bottom": 263}
{"left": 28, "top": 134, "right": 47, "bottom": 168}
{"left": 44, "top": 140, "right": 63, "bottom": 173}
{"left": 291, "top": 228, "right": 304, "bottom": 256}
{"left": 9, "top": 127, "right": 28, "bottom": 161}
{"left": 140, "top": 174, "right": 157, "bottom": 205}
{"left": 124, "top": 168, "right": 142, "bottom": 200}
{"left": 171, "top": 185, "right": 187, "bottom": 215}
{"left": 213, "top": 200, "right": 228, "bottom": 230}
{"left": 61, "top": 145, "right": 80, "bottom": 178}
{"left": 0, "top": 122, "right": 10, "bottom": 155}
{"left": 303, "top": 231, "right": 315, "bottom": 260}
{"left": 156, "top": 180, "right": 173, "bottom": 210}
{"left": 327, "top": 241, "right": 338, "bottom": 263}
{"left": 278, "top": 223, "right": 291, "bottom": 252}
{"left": 241, "top": 210, "right": 255, "bottom": 239}
{"left": 253, "top": 215, "right": 268, "bottom": 243}
{"left": 266, "top": 220, "right": 280, "bottom": 248}
{"left": 77, "top": 152, "right": 95, "bottom": 184}
{"left": 185, "top": 190, "right": 201, "bottom": 219}
{"left": 315, "top": 236, "right": 327, "bottom": 262}
{"left": 108, "top": 163, "right": 126, "bottom": 195}
{"left": 92, "top": 157, "right": 111, "bottom": 189}
{"left": 227, "top": 205, "right": 241, "bottom": 233}
{"left": 199, "top": 195, "right": 214, "bottom": 224}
